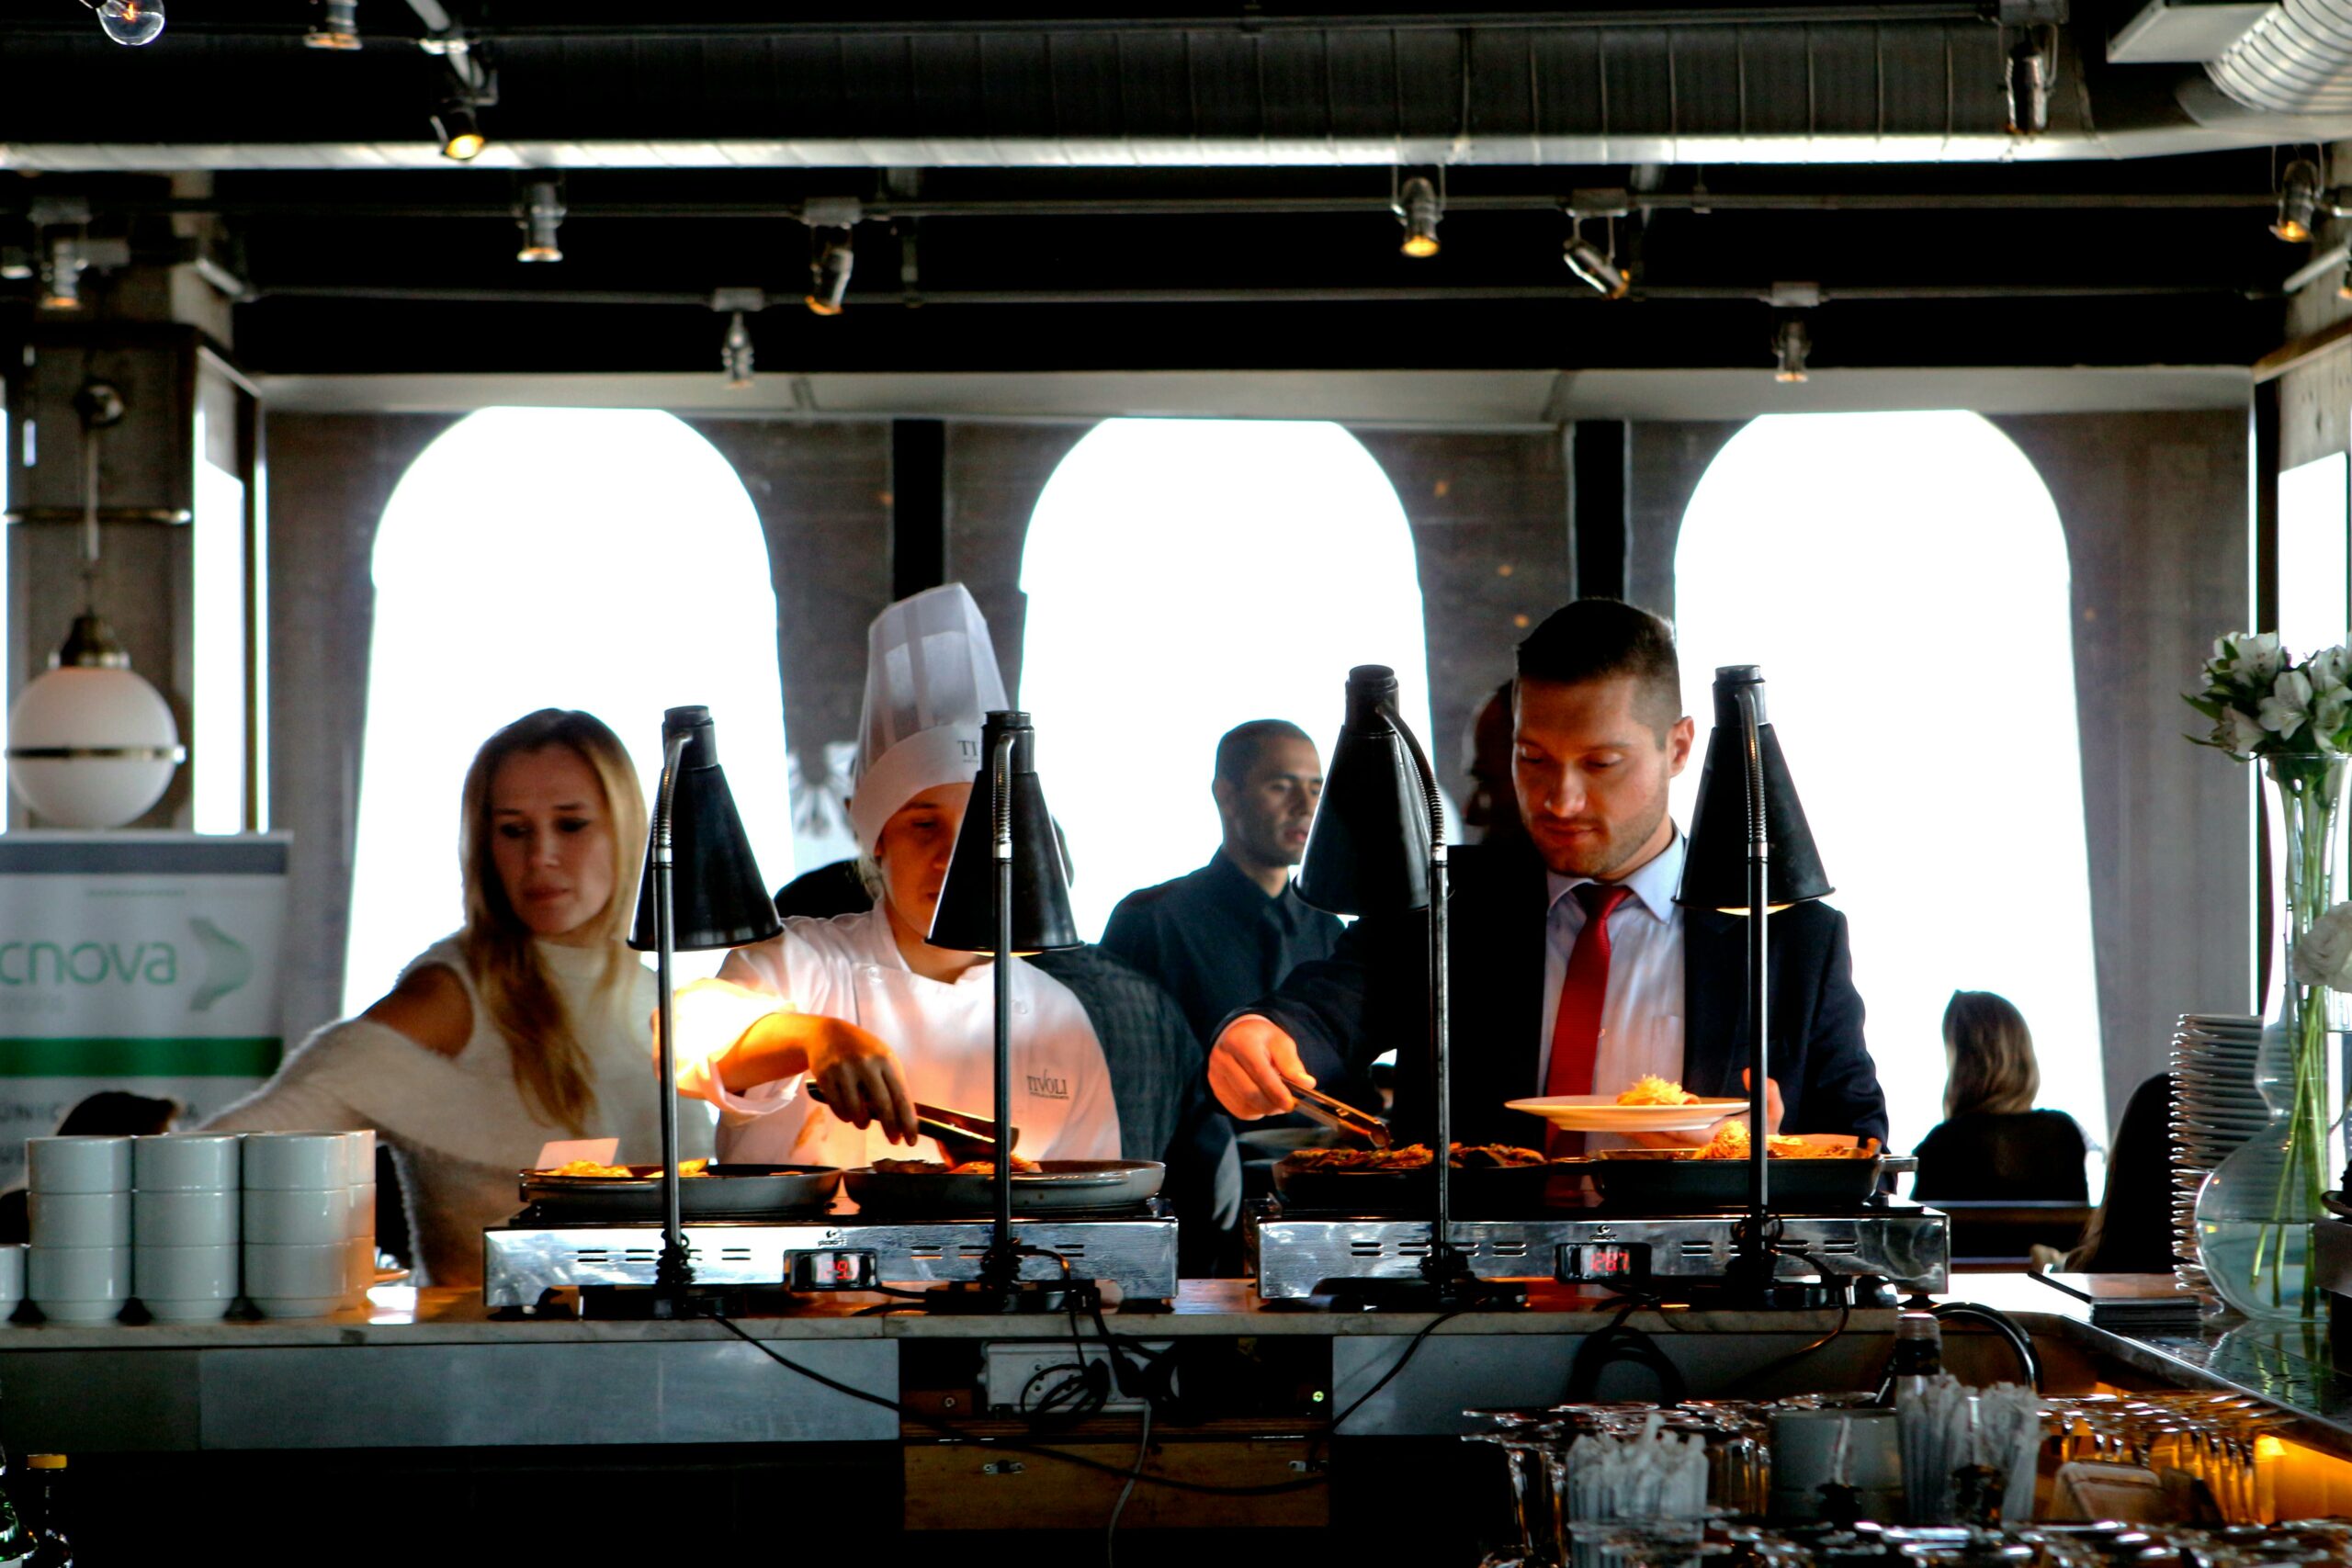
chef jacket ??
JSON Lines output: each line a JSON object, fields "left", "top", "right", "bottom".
{"left": 674, "top": 906, "right": 1123, "bottom": 1168}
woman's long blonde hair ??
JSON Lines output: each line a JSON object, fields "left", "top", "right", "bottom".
{"left": 458, "top": 709, "right": 647, "bottom": 1134}
{"left": 1941, "top": 990, "right": 2040, "bottom": 1120}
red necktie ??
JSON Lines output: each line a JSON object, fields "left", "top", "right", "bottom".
{"left": 1545, "top": 882, "right": 1633, "bottom": 1156}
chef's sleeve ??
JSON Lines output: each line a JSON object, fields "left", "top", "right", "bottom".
{"left": 670, "top": 937, "right": 812, "bottom": 1123}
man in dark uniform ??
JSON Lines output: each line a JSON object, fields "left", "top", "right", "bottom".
{"left": 1102, "top": 719, "right": 1343, "bottom": 1047}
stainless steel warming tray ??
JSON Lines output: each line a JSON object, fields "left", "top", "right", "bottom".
{"left": 482, "top": 1211, "right": 1181, "bottom": 1309}
{"left": 1247, "top": 1200, "right": 1949, "bottom": 1301}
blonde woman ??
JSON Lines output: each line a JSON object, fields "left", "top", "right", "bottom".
{"left": 1910, "top": 990, "right": 2088, "bottom": 1203}
{"left": 209, "top": 709, "right": 707, "bottom": 1285}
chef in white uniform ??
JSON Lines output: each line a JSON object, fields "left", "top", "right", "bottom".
{"left": 673, "top": 583, "right": 1122, "bottom": 1168}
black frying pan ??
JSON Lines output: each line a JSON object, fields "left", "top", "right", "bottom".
{"left": 843, "top": 1158, "right": 1166, "bottom": 1214}
{"left": 1567, "top": 1151, "right": 1883, "bottom": 1211}
{"left": 1272, "top": 1152, "right": 1557, "bottom": 1215}
{"left": 517, "top": 1163, "right": 842, "bottom": 1219}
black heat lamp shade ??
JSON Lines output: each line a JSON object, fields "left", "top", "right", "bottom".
{"left": 1297, "top": 664, "right": 1432, "bottom": 918}
{"left": 1675, "top": 665, "right": 1834, "bottom": 914}
{"left": 628, "top": 705, "right": 785, "bottom": 953}
{"left": 929, "top": 710, "right": 1082, "bottom": 954}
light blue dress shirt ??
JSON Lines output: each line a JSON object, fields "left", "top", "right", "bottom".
{"left": 1537, "top": 830, "right": 1689, "bottom": 1105}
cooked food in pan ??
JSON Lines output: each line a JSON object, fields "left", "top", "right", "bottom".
{"left": 1614, "top": 1076, "right": 1700, "bottom": 1107}
{"left": 870, "top": 1155, "right": 1044, "bottom": 1176}
{"left": 1684, "top": 1123, "right": 1882, "bottom": 1162}
{"left": 536, "top": 1157, "right": 713, "bottom": 1179}
{"left": 1283, "top": 1142, "right": 1547, "bottom": 1171}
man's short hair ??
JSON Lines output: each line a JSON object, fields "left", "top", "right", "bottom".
{"left": 1216, "top": 718, "right": 1314, "bottom": 785}
{"left": 1515, "top": 598, "right": 1682, "bottom": 734}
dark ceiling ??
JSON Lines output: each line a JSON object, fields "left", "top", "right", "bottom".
{"left": 0, "top": 2, "right": 2324, "bottom": 378}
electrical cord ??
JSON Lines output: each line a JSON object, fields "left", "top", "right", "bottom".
{"left": 705, "top": 1309, "right": 1326, "bottom": 1497}
{"left": 1104, "top": 1400, "right": 1152, "bottom": 1568}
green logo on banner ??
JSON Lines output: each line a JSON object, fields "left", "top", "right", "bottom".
{"left": 188, "top": 918, "right": 251, "bottom": 1012}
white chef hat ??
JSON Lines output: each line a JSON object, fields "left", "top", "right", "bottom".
{"left": 848, "top": 582, "right": 1009, "bottom": 853}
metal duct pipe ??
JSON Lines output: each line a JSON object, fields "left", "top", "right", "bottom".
{"left": 2208, "top": 0, "right": 2352, "bottom": 116}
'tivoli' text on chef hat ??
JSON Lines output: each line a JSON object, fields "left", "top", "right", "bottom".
{"left": 848, "top": 582, "right": 1009, "bottom": 853}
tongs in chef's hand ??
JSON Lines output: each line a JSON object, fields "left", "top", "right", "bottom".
{"left": 806, "top": 1081, "right": 1019, "bottom": 1164}
{"left": 1282, "top": 1073, "right": 1392, "bottom": 1149}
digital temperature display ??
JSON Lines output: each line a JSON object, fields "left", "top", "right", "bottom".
{"left": 1559, "top": 1242, "right": 1649, "bottom": 1282}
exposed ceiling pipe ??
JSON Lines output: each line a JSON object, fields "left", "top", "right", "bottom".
{"left": 0, "top": 14, "right": 2242, "bottom": 169}
{"left": 20, "top": 191, "right": 2281, "bottom": 223}
{"left": 2208, "top": 0, "right": 2352, "bottom": 115}
{"left": 241, "top": 280, "right": 2267, "bottom": 309}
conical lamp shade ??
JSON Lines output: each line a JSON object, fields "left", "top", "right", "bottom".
{"left": 628, "top": 706, "right": 784, "bottom": 953}
{"left": 1676, "top": 665, "right": 1833, "bottom": 913}
{"left": 929, "top": 711, "right": 1081, "bottom": 953}
{"left": 1297, "top": 665, "right": 1431, "bottom": 917}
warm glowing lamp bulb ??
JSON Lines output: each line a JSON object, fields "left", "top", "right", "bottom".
{"left": 97, "top": 0, "right": 165, "bottom": 46}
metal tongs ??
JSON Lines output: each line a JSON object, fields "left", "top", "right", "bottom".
{"left": 1282, "top": 1073, "right": 1393, "bottom": 1149}
{"left": 807, "top": 1081, "right": 1019, "bottom": 1165}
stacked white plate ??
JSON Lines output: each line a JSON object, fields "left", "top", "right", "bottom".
{"left": 132, "top": 1133, "right": 243, "bottom": 1323}
{"left": 241, "top": 1131, "right": 377, "bottom": 1318}
{"left": 25, "top": 1135, "right": 132, "bottom": 1324}
{"left": 2170, "top": 1013, "right": 2266, "bottom": 1298}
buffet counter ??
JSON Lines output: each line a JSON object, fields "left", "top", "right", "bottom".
{"left": 0, "top": 1274, "right": 2340, "bottom": 1456}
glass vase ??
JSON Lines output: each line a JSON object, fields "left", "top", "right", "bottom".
{"left": 2195, "top": 752, "right": 2349, "bottom": 1321}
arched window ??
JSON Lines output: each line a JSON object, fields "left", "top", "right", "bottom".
{"left": 1671, "top": 411, "right": 2106, "bottom": 1161}
{"left": 343, "top": 409, "right": 795, "bottom": 1012}
{"left": 1020, "top": 419, "right": 1433, "bottom": 939}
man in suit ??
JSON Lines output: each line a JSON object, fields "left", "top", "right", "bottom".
{"left": 1209, "top": 598, "right": 1887, "bottom": 1153}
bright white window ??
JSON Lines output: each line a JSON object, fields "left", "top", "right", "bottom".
{"left": 1019, "top": 419, "right": 1434, "bottom": 939}
{"left": 1671, "top": 411, "right": 2107, "bottom": 1162}
{"left": 343, "top": 409, "right": 796, "bottom": 1013}
{"left": 191, "top": 408, "right": 248, "bottom": 834}
{"left": 2279, "top": 453, "right": 2349, "bottom": 661}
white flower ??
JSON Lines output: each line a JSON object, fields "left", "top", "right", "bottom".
{"left": 2239, "top": 632, "right": 2290, "bottom": 685}
{"left": 2297, "top": 901, "right": 2352, "bottom": 991}
{"left": 2259, "top": 669, "right": 2314, "bottom": 737}
{"left": 2222, "top": 708, "right": 2268, "bottom": 753}
{"left": 2312, "top": 645, "right": 2352, "bottom": 695}
{"left": 2319, "top": 686, "right": 2352, "bottom": 741}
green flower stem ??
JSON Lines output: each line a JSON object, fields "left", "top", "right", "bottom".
{"left": 2252, "top": 760, "right": 2342, "bottom": 1314}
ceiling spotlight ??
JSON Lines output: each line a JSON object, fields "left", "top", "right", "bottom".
{"left": 807, "top": 230, "right": 854, "bottom": 315}
{"left": 2276, "top": 159, "right": 2324, "bottom": 243}
{"left": 304, "top": 0, "right": 360, "bottom": 51}
{"left": 1562, "top": 219, "right": 1629, "bottom": 299}
{"left": 92, "top": 0, "right": 164, "bottom": 46}
{"left": 1773, "top": 319, "right": 1812, "bottom": 384}
{"left": 514, "top": 177, "right": 564, "bottom": 263}
{"left": 40, "top": 232, "right": 85, "bottom": 311}
{"left": 1395, "top": 175, "right": 1442, "bottom": 258}
{"left": 434, "top": 96, "right": 486, "bottom": 161}
{"left": 2004, "top": 28, "right": 2050, "bottom": 137}
{"left": 722, "top": 312, "right": 755, "bottom": 389}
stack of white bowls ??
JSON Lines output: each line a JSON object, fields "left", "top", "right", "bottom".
{"left": 26, "top": 1135, "right": 132, "bottom": 1324}
{"left": 242, "top": 1131, "right": 376, "bottom": 1317}
{"left": 131, "top": 1133, "right": 243, "bottom": 1323}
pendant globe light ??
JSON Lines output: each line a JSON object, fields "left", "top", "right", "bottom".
{"left": 6, "top": 382, "right": 185, "bottom": 829}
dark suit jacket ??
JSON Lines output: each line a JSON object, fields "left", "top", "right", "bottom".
{"left": 1248, "top": 840, "right": 1889, "bottom": 1151}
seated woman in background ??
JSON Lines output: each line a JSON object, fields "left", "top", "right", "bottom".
{"left": 1911, "top": 990, "right": 2089, "bottom": 1203}
{"left": 207, "top": 709, "right": 707, "bottom": 1286}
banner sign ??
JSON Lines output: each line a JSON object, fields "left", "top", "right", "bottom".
{"left": 0, "top": 833, "right": 289, "bottom": 1183}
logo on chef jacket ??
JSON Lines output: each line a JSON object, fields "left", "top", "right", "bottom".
{"left": 1024, "top": 1071, "right": 1070, "bottom": 1100}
